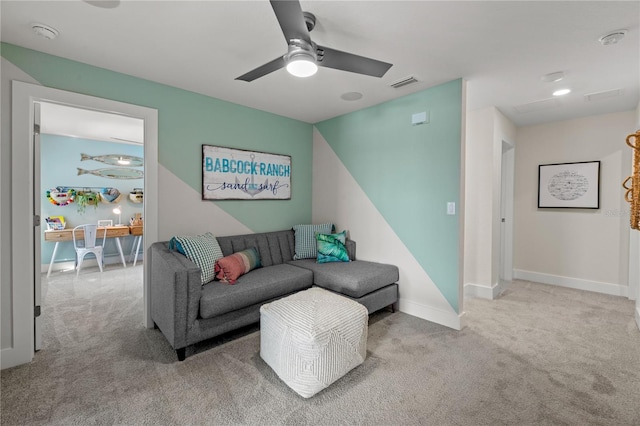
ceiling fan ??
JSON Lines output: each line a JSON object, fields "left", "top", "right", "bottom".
{"left": 236, "top": 0, "right": 393, "bottom": 82}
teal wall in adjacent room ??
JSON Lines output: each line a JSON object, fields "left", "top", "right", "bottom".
{"left": 315, "top": 79, "right": 463, "bottom": 311}
{"left": 1, "top": 43, "right": 313, "bottom": 232}
{"left": 40, "top": 134, "right": 144, "bottom": 264}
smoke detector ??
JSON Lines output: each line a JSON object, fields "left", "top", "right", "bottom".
{"left": 31, "top": 23, "right": 59, "bottom": 40}
{"left": 599, "top": 29, "right": 627, "bottom": 46}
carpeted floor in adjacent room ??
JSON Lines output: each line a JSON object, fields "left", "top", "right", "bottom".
{"left": 1, "top": 265, "right": 639, "bottom": 425}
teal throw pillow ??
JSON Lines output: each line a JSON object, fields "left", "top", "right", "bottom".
{"left": 316, "top": 230, "right": 350, "bottom": 264}
{"left": 169, "top": 232, "right": 223, "bottom": 284}
{"left": 293, "top": 223, "right": 333, "bottom": 260}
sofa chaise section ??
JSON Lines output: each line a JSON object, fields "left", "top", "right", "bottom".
{"left": 289, "top": 256, "right": 399, "bottom": 314}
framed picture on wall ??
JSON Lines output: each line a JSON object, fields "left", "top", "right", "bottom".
{"left": 538, "top": 161, "right": 600, "bottom": 209}
{"left": 202, "top": 145, "right": 291, "bottom": 200}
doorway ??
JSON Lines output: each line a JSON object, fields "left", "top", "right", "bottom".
{"left": 5, "top": 81, "right": 158, "bottom": 369}
{"left": 37, "top": 102, "right": 146, "bottom": 350}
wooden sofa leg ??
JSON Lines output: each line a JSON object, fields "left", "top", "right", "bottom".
{"left": 176, "top": 348, "right": 186, "bottom": 361}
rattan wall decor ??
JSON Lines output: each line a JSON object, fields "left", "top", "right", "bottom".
{"left": 623, "top": 130, "right": 640, "bottom": 230}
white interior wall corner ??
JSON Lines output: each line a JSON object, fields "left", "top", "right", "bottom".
{"left": 312, "top": 127, "right": 456, "bottom": 326}
{"left": 464, "top": 107, "right": 495, "bottom": 289}
{"left": 493, "top": 109, "right": 517, "bottom": 287}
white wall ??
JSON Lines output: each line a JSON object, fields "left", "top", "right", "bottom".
{"left": 464, "top": 106, "right": 516, "bottom": 299}
{"left": 514, "top": 111, "right": 635, "bottom": 296}
{"left": 157, "top": 165, "right": 251, "bottom": 241}
{"left": 312, "top": 128, "right": 462, "bottom": 330}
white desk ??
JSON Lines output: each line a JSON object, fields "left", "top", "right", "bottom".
{"left": 44, "top": 226, "right": 130, "bottom": 277}
{"left": 128, "top": 225, "right": 143, "bottom": 267}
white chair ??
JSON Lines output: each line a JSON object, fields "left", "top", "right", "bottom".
{"left": 72, "top": 224, "right": 107, "bottom": 275}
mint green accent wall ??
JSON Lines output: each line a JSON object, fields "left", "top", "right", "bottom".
{"left": 2, "top": 43, "right": 312, "bottom": 232}
{"left": 40, "top": 135, "right": 144, "bottom": 264}
{"left": 315, "top": 80, "right": 463, "bottom": 311}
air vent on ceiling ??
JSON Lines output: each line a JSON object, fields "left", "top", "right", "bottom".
{"left": 514, "top": 98, "right": 560, "bottom": 114}
{"left": 584, "top": 89, "right": 623, "bottom": 102}
{"left": 389, "top": 76, "right": 418, "bottom": 89}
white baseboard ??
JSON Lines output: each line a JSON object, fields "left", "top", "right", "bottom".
{"left": 513, "top": 269, "right": 628, "bottom": 298}
{"left": 1, "top": 347, "right": 32, "bottom": 370}
{"left": 399, "top": 298, "right": 463, "bottom": 331}
{"left": 464, "top": 281, "right": 508, "bottom": 300}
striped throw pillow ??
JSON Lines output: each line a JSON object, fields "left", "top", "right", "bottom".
{"left": 293, "top": 223, "right": 333, "bottom": 260}
{"left": 169, "top": 232, "right": 223, "bottom": 285}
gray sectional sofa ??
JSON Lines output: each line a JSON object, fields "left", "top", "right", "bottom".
{"left": 150, "top": 229, "right": 399, "bottom": 360}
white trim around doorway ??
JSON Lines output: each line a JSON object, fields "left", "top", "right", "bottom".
{"left": 4, "top": 81, "right": 157, "bottom": 369}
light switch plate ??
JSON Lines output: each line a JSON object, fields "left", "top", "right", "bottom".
{"left": 447, "top": 202, "right": 456, "bottom": 215}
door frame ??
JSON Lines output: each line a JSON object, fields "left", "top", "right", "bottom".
{"left": 500, "top": 140, "right": 515, "bottom": 285}
{"left": 5, "top": 81, "right": 158, "bottom": 369}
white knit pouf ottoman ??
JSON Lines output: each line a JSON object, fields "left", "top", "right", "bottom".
{"left": 260, "top": 287, "right": 368, "bottom": 398}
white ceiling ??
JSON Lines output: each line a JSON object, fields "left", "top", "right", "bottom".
{"left": 39, "top": 102, "right": 144, "bottom": 144}
{"left": 2, "top": 0, "right": 639, "bottom": 139}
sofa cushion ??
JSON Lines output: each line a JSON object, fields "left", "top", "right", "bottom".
{"left": 169, "top": 232, "right": 223, "bottom": 285}
{"left": 293, "top": 223, "right": 332, "bottom": 260}
{"left": 289, "top": 259, "right": 399, "bottom": 298}
{"left": 199, "top": 264, "right": 313, "bottom": 319}
{"left": 215, "top": 247, "right": 262, "bottom": 284}
{"left": 316, "top": 231, "right": 350, "bottom": 264}
{"left": 216, "top": 230, "right": 296, "bottom": 267}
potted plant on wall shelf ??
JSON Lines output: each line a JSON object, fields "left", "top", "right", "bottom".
{"left": 75, "top": 190, "right": 99, "bottom": 214}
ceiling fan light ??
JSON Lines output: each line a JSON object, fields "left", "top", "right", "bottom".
{"left": 286, "top": 57, "right": 318, "bottom": 78}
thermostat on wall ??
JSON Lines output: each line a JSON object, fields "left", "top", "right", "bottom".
{"left": 412, "top": 111, "right": 429, "bottom": 125}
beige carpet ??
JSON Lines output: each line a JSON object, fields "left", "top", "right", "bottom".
{"left": 1, "top": 265, "right": 639, "bottom": 425}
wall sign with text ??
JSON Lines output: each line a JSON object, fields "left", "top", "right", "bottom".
{"left": 202, "top": 145, "right": 291, "bottom": 200}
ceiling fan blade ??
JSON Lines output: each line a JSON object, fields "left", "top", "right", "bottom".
{"left": 270, "top": 0, "right": 311, "bottom": 44}
{"left": 236, "top": 56, "right": 286, "bottom": 82}
{"left": 317, "top": 46, "right": 392, "bottom": 78}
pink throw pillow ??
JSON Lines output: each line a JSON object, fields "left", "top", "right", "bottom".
{"left": 214, "top": 248, "right": 261, "bottom": 284}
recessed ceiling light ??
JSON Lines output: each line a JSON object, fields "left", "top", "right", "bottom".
{"left": 553, "top": 88, "right": 571, "bottom": 97}
{"left": 541, "top": 71, "right": 565, "bottom": 83}
{"left": 340, "top": 92, "right": 363, "bottom": 101}
{"left": 31, "top": 23, "right": 58, "bottom": 40}
{"left": 599, "top": 29, "right": 628, "bottom": 46}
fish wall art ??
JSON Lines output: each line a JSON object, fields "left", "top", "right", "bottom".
{"left": 81, "top": 153, "right": 143, "bottom": 167}
{"left": 77, "top": 168, "right": 144, "bottom": 179}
